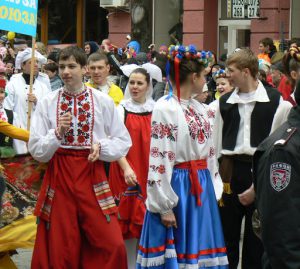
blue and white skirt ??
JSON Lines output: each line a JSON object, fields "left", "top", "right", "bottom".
{"left": 136, "top": 167, "right": 228, "bottom": 269}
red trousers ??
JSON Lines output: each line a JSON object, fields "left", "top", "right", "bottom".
{"left": 31, "top": 150, "right": 127, "bottom": 269}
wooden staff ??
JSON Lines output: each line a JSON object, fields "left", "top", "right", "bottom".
{"left": 27, "top": 37, "right": 36, "bottom": 131}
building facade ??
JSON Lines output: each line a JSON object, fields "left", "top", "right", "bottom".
{"left": 106, "top": 0, "right": 299, "bottom": 58}
{"left": 8, "top": 0, "right": 297, "bottom": 55}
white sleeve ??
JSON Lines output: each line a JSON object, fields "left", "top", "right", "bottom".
{"left": 207, "top": 137, "right": 223, "bottom": 200}
{"left": 28, "top": 99, "right": 61, "bottom": 163}
{"left": 212, "top": 100, "right": 223, "bottom": 159}
{"left": 4, "top": 81, "right": 15, "bottom": 111}
{"left": 146, "top": 103, "right": 179, "bottom": 214}
{"left": 270, "top": 99, "right": 292, "bottom": 134}
{"left": 99, "top": 99, "right": 132, "bottom": 161}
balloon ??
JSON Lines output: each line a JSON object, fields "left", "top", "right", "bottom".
{"left": 7, "top": 32, "right": 15, "bottom": 40}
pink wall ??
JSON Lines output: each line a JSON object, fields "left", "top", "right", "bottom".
{"left": 250, "top": 0, "right": 290, "bottom": 54}
{"left": 183, "top": 0, "right": 218, "bottom": 52}
{"left": 108, "top": 11, "right": 131, "bottom": 48}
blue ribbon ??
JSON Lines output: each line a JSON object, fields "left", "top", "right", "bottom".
{"left": 165, "top": 60, "right": 173, "bottom": 100}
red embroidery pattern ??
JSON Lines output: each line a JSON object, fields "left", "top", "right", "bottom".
{"left": 150, "top": 147, "right": 175, "bottom": 161}
{"left": 207, "top": 108, "right": 215, "bottom": 119}
{"left": 184, "top": 107, "right": 211, "bottom": 144}
{"left": 209, "top": 147, "right": 215, "bottom": 158}
{"left": 57, "top": 88, "right": 94, "bottom": 147}
{"left": 149, "top": 164, "right": 166, "bottom": 174}
{"left": 151, "top": 121, "right": 178, "bottom": 141}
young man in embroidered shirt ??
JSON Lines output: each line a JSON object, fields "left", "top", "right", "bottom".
{"left": 85, "top": 52, "right": 123, "bottom": 106}
{"left": 29, "top": 46, "right": 131, "bottom": 269}
{"left": 212, "top": 48, "right": 292, "bottom": 269}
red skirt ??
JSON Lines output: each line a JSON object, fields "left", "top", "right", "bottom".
{"left": 109, "top": 110, "right": 152, "bottom": 239}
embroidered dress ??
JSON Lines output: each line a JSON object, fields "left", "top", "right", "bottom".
{"left": 136, "top": 96, "right": 228, "bottom": 269}
{"left": 109, "top": 98, "right": 155, "bottom": 239}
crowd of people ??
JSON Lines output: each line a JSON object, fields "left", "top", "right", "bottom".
{"left": 0, "top": 32, "right": 299, "bottom": 269}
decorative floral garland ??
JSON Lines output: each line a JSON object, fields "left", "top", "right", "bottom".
{"left": 166, "top": 44, "right": 213, "bottom": 102}
{"left": 168, "top": 45, "right": 213, "bottom": 67}
{"left": 212, "top": 69, "right": 229, "bottom": 81}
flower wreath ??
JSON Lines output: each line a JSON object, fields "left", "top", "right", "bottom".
{"left": 212, "top": 69, "right": 229, "bottom": 82}
{"left": 168, "top": 45, "right": 213, "bottom": 67}
{"left": 166, "top": 44, "right": 213, "bottom": 102}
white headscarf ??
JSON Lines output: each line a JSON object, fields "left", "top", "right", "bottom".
{"left": 15, "top": 48, "right": 47, "bottom": 70}
{"left": 123, "top": 66, "right": 154, "bottom": 101}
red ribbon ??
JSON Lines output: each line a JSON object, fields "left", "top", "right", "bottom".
{"left": 174, "top": 57, "right": 181, "bottom": 103}
{"left": 175, "top": 160, "right": 206, "bottom": 206}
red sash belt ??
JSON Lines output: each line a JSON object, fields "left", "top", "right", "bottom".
{"left": 174, "top": 160, "right": 207, "bottom": 206}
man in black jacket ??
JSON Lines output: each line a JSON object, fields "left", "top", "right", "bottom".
{"left": 253, "top": 80, "right": 300, "bottom": 269}
{"left": 213, "top": 48, "right": 292, "bottom": 269}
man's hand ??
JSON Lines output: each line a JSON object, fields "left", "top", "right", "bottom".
{"left": 124, "top": 166, "right": 137, "bottom": 186}
{"left": 27, "top": 93, "right": 38, "bottom": 105}
{"left": 57, "top": 112, "right": 72, "bottom": 137}
{"left": 238, "top": 184, "right": 255, "bottom": 206}
{"left": 161, "top": 211, "right": 177, "bottom": 229}
{"left": 88, "top": 143, "right": 100, "bottom": 162}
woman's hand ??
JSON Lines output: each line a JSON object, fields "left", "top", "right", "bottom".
{"left": 124, "top": 166, "right": 137, "bottom": 186}
{"left": 161, "top": 211, "right": 177, "bottom": 228}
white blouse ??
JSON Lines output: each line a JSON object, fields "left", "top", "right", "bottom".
{"left": 29, "top": 86, "right": 132, "bottom": 163}
{"left": 146, "top": 96, "right": 223, "bottom": 214}
{"left": 117, "top": 98, "right": 156, "bottom": 121}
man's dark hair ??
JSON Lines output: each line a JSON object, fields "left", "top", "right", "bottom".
{"left": 44, "top": 62, "right": 59, "bottom": 73}
{"left": 59, "top": 46, "right": 87, "bottom": 67}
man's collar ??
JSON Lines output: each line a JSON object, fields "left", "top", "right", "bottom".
{"left": 227, "top": 80, "right": 269, "bottom": 104}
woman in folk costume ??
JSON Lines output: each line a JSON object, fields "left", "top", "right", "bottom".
{"left": 109, "top": 67, "right": 155, "bottom": 268}
{"left": 136, "top": 45, "right": 228, "bottom": 269}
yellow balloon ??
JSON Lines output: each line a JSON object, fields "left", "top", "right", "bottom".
{"left": 215, "top": 91, "right": 221, "bottom": 100}
{"left": 7, "top": 32, "right": 15, "bottom": 40}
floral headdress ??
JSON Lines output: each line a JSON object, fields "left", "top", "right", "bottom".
{"left": 212, "top": 69, "right": 229, "bottom": 82}
{"left": 166, "top": 45, "right": 213, "bottom": 102}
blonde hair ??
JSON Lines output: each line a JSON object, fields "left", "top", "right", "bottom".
{"left": 226, "top": 48, "right": 258, "bottom": 78}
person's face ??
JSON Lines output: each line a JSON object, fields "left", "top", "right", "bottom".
{"left": 216, "top": 77, "right": 233, "bottom": 96}
{"left": 259, "top": 43, "right": 269, "bottom": 54}
{"left": 59, "top": 56, "right": 86, "bottom": 90}
{"left": 22, "top": 58, "right": 38, "bottom": 75}
{"left": 192, "top": 70, "right": 206, "bottom": 95}
{"left": 227, "top": 64, "right": 245, "bottom": 88}
{"left": 0, "top": 90, "right": 5, "bottom": 103}
{"left": 5, "top": 63, "right": 14, "bottom": 74}
{"left": 44, "top": 69, "right": 56, "bottom": 79}
{"left": 84, "top": 44, "right": 91, "bottom": 55}
{"left": 128, "top": 72, "right": 149, "bottom": 103}
{"left": 271, "top": 69, "right": 282, "bottom": 86}
{"left": 194, "top": 91, "right": 208, "bottom": 103}
{"left": 88, "top": 60, "right": 110, "bottom": 86}
{"left": 290, "top": 68, "right": 300, "bottom": 86}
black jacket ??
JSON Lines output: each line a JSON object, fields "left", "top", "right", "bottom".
{"left": 253, "top": 106, "right": 300, "bottom": 269}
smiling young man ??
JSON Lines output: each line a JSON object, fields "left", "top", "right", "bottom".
{"left": 85, "top": 52, "right": 123, "bottom": 105}
{"left": 29, "top": 46, "right": 131, "bottom": 269}
{"left": 212, "top": 48, "right": 292, "bottom": 269}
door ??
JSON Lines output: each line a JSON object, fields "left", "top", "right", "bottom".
{"left": 219, "top": 20, "right": 251, "bottom": 59}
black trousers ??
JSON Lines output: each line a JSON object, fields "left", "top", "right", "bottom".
{"left": 219, "top": 158, "right": 264, "bottom": 269}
